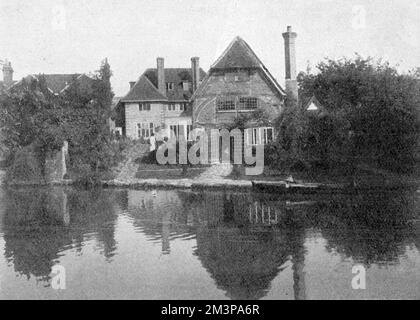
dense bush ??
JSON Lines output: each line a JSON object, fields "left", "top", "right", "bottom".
{"left": 276, "top": 56, "right": 420, "bottom": 174}
{"left": 6, "top": 146, "right": 44, "bottom": 183}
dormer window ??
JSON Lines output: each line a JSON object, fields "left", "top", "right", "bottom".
{"left": 166, "top": 82, "right": 174, "bottom": 91}
{"left": 182, "top": 81, "right": 190, "bottom": 91}
{"left": 168, "top": 103, "right": 176, "bottom": 111}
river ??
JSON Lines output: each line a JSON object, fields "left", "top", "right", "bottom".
{"left": 0, "top": 186, "right": 419, "bottom": 299}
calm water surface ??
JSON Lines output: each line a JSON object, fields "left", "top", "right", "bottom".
{"left": 0, "top": 186, "right": 419, "bottom": 299}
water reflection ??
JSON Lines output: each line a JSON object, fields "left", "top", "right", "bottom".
{"left": 1, "top": 187, "right": 123, "bottom": 282}
{"left": 0, "top": 186, "right": 418, "bottom": 299}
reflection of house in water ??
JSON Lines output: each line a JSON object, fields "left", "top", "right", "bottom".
{"left": 185, "top": 191, "right": 307, "bottom": 300}
{"left": 126, "top": 190, "right": 197, "bottom": 254}
{"left": 1, "top": 188, "right": 122, "bottom": 282}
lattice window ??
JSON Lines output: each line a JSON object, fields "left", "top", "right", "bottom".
{"left": 238, "top": 97, "right": 258, "bottom": 110}
{"left": 216, "top": 98, "right": 235, "bottom": 111}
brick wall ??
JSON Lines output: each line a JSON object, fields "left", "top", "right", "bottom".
{"left": 193, "top": 69, "right": 283, "bottom": 127}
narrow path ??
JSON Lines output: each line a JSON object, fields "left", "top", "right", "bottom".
{"left": 114, "top": 142, "right": 149, "bottom": 182}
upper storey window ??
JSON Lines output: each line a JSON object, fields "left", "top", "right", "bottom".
{"left": 238, "top": 97, "right": 258, "bottom": 110}
{"left": 139, "top": 103, "right": 151, "bottom": 111}
{"left": 216, "top": 98, "right": 236, "bottom": 111}
{"left": 166, "top": 82, "right": 175, "bottom": 91}
{"left": 216, "top": 96, "right": 258, "bottom": 112}
{"left": 182, "top": 81, "right": 190, "bottom": 91}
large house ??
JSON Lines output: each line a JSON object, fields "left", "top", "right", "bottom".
{"left": 191, "top": 26, "right": 299, "bottom": 146}
{"left": 117, "top": 26, "right": 300, "bottom": 148}
{"left": 115, "top": 58, "right": 206, "bottom": 140}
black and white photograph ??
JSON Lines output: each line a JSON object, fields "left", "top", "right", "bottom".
{"left": 0, "top": 0, "right": 419, "bottom": 304}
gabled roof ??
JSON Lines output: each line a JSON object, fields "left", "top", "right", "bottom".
{"left": 121, "top": 67, "right": 206, "bottom": 102}
{"left": 40, "top": 74, "right": 82, "bottom": 93}
{"left": 301, "top": 95, "right": 327, "bottom": 116}
{"left": 192, "top": 36, "right": 285, "bottom": 100}
{"left": 9, "top": 73, "right": 94, "bottom": 94}
{"left": 121, "top": 74, "right": 167, "bottom": 102}
{"left": 211, "top": 36, "right": 263, "bottom": 70}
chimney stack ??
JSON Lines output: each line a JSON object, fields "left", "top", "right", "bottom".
{"left": 191, "top": 57, "right": 200, "bottom": 92}
{"left": 129, "top": 81, "right": 136, "bottom": 89}
{"left": 282, "top": 26, "right": 298, "bottom": 104}
{"left": 157, "top": 57, "right": 165, "bottom": 96}
{"left": 2, "top": 59, "right": 13, "bottom": 87}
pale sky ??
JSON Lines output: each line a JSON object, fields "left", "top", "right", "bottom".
{"left": 1, "top": 0, "right": 419, "bottom": 96}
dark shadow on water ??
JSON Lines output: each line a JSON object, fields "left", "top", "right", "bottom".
{"left": 1, "top": 187, "right": 125, "bottom": 283}
{"left": 0, "top": 186, "right": 418, "bottom": 298}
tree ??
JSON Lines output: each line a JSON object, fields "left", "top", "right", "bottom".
{"left": 65, "top": 58, "right": 115, "bottom": 176}
{"left": 284, "top": 55, "right": 420, "bottom": 173}
{"left": 0, "top": 75, "right": 66, "bottom": 167}
{"left": 0, "top": 59, "right": 118, "bottom": 184}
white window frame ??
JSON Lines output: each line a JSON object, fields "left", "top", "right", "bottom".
{"left": 138, "top": 122, "right": 154, "bottom": 139}
{"left": 139, "top": 103, "right": 151, "bottom": 111}
{"left": 169, "top": 124, "right": 187, "bottom": 139}
{"left": 246, "top": 127, "right": 274, "bottom": 145}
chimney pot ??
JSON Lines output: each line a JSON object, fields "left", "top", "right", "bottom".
{"left": 2, "top": 59, "right": 14, "bottom": 87}
{"left": 129, "top": 81, "right": 136, "bottom": 89}
{"left": 282, "top": 26, "right": 298, "bottom": 104}
{"left": 157, "top": 57, "right": 166, "bottom": 96}
{"left": 191, "top": 57, "right": 200, "bottom": 92}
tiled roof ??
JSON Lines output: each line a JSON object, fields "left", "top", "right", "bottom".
{"left": 40, "top": 74, "right": 82, "bottom": 93}
{"left": 192, "top": 37, "right": 285, "bottom": 100}
{"left": 9, "top": 74, "right": 94, "bottom": 94}
{"left": 121, "top": 74, "right": 167, "bottom": 102}
{"left": 121, "top": 67, "right": 206, "bottom": 102}
{"left": 211, "top": 36, "right": 262, "bottom": 70}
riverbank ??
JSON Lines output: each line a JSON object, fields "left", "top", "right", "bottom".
{"left": 2, "top": 166, "right": 419, "bottom": 194}
{"left": 5, "top": 176, "right": 417, "bottom": 196}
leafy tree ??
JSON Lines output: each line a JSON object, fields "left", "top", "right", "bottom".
{"left": 0, "top": 75, "right": 66, "bottom": 168}
{"left": 277, "top": 55, "right": 420, "bottom": 173}
{"left": 64, "top": 58, "right": 116, "bottom": 178}
{"left": 0, "top": 59, "right": 120, "bottom": 184}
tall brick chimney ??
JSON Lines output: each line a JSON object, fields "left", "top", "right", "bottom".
{"left": 2, "top": 59, "right": 13, "bottom": 87}
{"left": 282, "top": 26, "right": 298, "bottom": 104}
{"left": 157, "top": 57, "right": 165, "bottom": 96}
{"left": 191, "top": 57, "right": 200, "bottom": 92}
